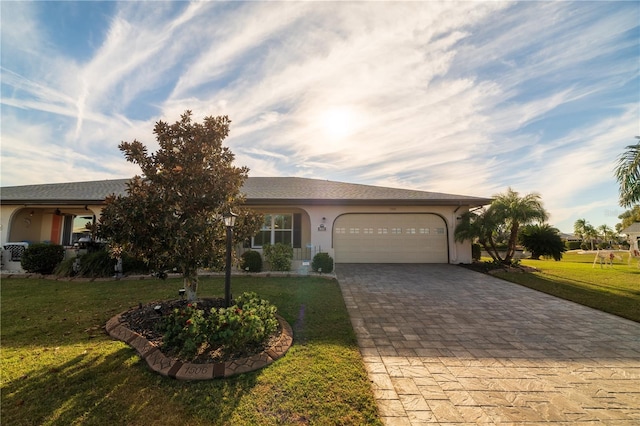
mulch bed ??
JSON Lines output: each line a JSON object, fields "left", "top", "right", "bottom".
{"left": 119, "top": 298, "right": 281, "bottom": 364}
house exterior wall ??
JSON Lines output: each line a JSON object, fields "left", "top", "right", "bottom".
{"left": 251, "top": 203, "right": 472, "bottom": 264}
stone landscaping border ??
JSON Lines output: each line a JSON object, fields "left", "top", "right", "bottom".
{"left": 105, "top": 309, "right": 293, "bottom": 380}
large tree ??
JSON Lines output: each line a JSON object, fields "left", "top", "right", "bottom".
{"left": 616, "top": 205, "right": 640, "bottom": 232}
{"left": 455, "top": 188, "right": 549, "bottom": 264}
{"left": 574, "top": 218, "right": 597, "bottom": 250}
{"left": 615, "top": 137, "right": 640, "bottom": 208}
{"left": 99, "top": 111, "right": 262, "bottom": 301}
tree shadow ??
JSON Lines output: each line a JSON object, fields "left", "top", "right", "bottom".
{"left": 1, "top": 348, "right": 260, "bottom": 425}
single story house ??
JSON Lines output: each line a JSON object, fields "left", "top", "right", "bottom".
{"left": 621, "top": 222, "right": 640, "bottom": 253}
{"left": 0, "top": 177, "right": 490, "bottom": 272}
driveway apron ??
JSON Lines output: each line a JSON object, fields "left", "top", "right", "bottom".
{"left": 336, "top": 264, "right": 640, "bottom": 425}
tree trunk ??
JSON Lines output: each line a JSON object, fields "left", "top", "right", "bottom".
{"left": 505, "top": 224, "right": 519, "bottom": 263}
{"left": 183, "top": 270, "right": 199, "bottom": 302}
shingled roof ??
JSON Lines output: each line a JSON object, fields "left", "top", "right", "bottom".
{"left": 1, "top": 177, "right": 490, "bottom": 207}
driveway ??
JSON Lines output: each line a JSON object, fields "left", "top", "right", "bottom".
{"left": 336, "top": 264, "right": 640, "bottom": 425}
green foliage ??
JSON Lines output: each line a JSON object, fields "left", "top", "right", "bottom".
{"left": 159, "top": 292, "right": 279, "bottom": 360}
{"left": 240, "top": 250, "right": 262, "bottom": 272}
{"left": 263, "top": 243, "right": 293, "bottom": 271}
{"left": 98, "top": 110, "right": 262, "bottom": 299}
{"left": 617, "top": 205, "right": 640, "bottom": 232}
{"left": 519, "top": 224, "right": 566, "bottom": 261}
{"left": 455, "top": 188, "right": 548, "bottom": 265}
{"left": 471, "top": 243, "right": 481, "bottom": 261}
{"left": 614, "top": 138, "right": 640, "bottom": 207}
{"left": 565, "top": 240, "right": 582, "bottom": 250}
{"left": 20, "top": 243, "right": 65, "bottom": 274}
{"left": 53, "top": 250, "right": 151, "bottom": 278}
{"left": 311, "top": 252, "right": 334, "bottom": 273}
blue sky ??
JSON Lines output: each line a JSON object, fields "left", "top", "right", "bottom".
{"left": 1, "top": 1, "right": 638, "bottom": 233}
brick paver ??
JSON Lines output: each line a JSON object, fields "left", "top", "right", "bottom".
{"left": 336, "top": 264, "right": 640, "bottom": 425}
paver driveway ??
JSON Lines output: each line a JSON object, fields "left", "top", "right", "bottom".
{"left": 336, "top": 264, "right": 640, "bottom": 425}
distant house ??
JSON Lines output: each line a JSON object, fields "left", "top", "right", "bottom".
{"left": 0, "top": 177, "right": 490, "bottom": 272}
{"left": 620, "top": 222, "right": 640, "bottom": 253}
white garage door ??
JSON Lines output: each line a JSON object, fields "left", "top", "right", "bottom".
{"left": 333, "top": 213, "right": 448, "bottom": 263}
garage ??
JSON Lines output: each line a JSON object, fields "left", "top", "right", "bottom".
{"left": 333, "top": 213, "right": 448, "bottom": 263}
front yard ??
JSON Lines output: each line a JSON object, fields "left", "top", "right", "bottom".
{"left": 1, "top": 275, "right": 381, "bottom": 425}
{"left": 492, "top": 251, "right": 640, "bottom": 322}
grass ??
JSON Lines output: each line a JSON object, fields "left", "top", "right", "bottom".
{"left": 1, "top": 275, "right": 382, "bottom": 425}
{"left": 491, "top": 251, "right": 640, "bottom": 322}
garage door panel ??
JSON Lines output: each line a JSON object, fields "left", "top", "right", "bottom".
{"left": 334, "top": 214, "right": 448, "bottom": 263}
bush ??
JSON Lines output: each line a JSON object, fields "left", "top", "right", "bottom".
{"left": 263, "top": 243, "right": 293, "bottom": 271}
{"left": 564, "top": 241, "right": 582, "bottom": 250}
{"left": 240, "top": 250, "right": 262, "bottom": 272}
{"left": 311, "top": 252, "right": 334, "bottom": 273}
{"left": 471, "top": 243, "right": 481, "bottom": 261}
{"left": 160, "top": 292, "right": 279, "bottom": 360}
{"left": 21, "top": 243, "right": 65, "bottom": 274}
{"left": 518, "top": 224, "right": 566, "bottom": 261}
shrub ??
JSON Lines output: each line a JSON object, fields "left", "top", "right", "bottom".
{"left": 311, "top": 252, "right": 334, "bottom": 273}
{"left": 564, "top": 241, "right": 582, "bottom": 250}
{"left": 21, "top": 243, "right": 65, "bottom": 274}
{"left": 519, "top": 224, "right": 566, "bottom": 261}
{"left": 240, "top": 250, "right": 262, "bottom": 272}
{"left": 263, "top": 243, "right": 293, "bottom": 271}
{"left": 76, "top": 250, "right": 115, "bottom": 277}
{"left": 160, "top": 292, "right": 279, "bottom": 360}
{"left": 471, "top": 243, "right": 481, "bottom": 261}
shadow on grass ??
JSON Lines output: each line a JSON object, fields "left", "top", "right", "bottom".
{"left": 1, "top": 347, "right": 260, "bottom": 426}
{"left": 494, "top": 271, "right": 640, "bottom": 323}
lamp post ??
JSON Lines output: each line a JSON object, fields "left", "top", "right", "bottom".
{"left": 223, "top": 211, "right": 237, "bottom": 307}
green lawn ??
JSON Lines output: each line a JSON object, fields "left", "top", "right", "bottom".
{"left": 1, "top": 276, "right": 382, "bottom": 425}
{"left": 492, "top": 252, "right": 640, "bottom": 322}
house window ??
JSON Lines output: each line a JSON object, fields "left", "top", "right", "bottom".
{"left": 419, "top": 228, "right": 430, "bottom": 234}
{"left": 335, "top": 227, "right": 346, "bottom": 234}
{"left": 252, "top": 214, "right": 293, "bottom": 247}
{"left": 391, "top": 228, "right": 402, "bottom": 234}
{"left": 435, "top": 228, "right": 445, "bottom": 235}
{"left": 349, "top": 228, "right": 360, "bottom": 234}
{"left": 406, "top": 228, "right": 416, "bottom": 234}
{"left": 378, "top": 228, "right": 388, "bottom": 234}
{"left": 363, "top": 228, "right": 374, "bottom": 234}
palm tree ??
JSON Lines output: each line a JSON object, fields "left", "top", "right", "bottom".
{"left": 574, "top": 218, "right": 588, "bottom": 241}
{"left": 456, "top": 188, "right": 549, "bottom": 264}
{"left": 615, "top": 137, "right": 640, "bottom": 208}
{"left": 597, "top": 224, "right": 616, "bottom": 248}
{"left": 490, "top": 188, "right": 549, "bottom": 263}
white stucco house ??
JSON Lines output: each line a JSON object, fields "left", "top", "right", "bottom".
{"left": 621, "top": 222, "right": 640, "bottom": 254}
{"left": 0, "top": 177, "right": 490, "bottom": 272}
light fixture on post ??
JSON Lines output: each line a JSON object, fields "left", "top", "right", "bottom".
{"left": 223, "top": 211, "right": 238, "bottom": 308}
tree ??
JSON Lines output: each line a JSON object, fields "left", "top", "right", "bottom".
{"left": 99, "top": 111, "right": 262, "bottom": 301}
{"left": 519, "top": 224, "right": 566, "bottom": 261}
{"left": 616, "top": 205, "right": 640, "bottom": 232}
{"left": 597, "top": 224, "right": 616, "bottom": 248}
{"left": 615, "top": 137, "right": 640, "bottom": 207}
{"left": 455, "top": 188, "right": 549, "bottom": 265}
{"left": 490, "top": 188, "right": 549, "bottom": 263}
{"left": 574, "top": 219, "right": 597, "bottom": 250}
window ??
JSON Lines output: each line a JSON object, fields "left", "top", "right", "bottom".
{"left": 391, "top": 227, "right": 402, "bottom": 234}
{"left": 363, "top": 228, "right": 374, "bottom": 234}
{"left": 419, "top": 228, "right": 430, "bottom": 234}
{"left": 406, "top": 228, "right": 416, "bottom": 234}
{"left": 335, "top": 227, "right": 346, "bottom": 234}
{"left": 378, "top": 228, "right": 388, "bottom": 234}
{"left": 435, "top": 228, "right": 445, "bottom": 235}
{"left": 252, "top": 214, "right": 293, "bottom": 247}
{"left": 349, "top": 228, "right": 360, "bottom": 234}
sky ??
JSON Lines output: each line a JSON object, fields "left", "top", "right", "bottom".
{"left": 1, "top": 1, "right": 638, "bottom": 233}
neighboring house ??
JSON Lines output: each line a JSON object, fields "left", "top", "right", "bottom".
{"left": 0, "top": 177, "right": 490, "bottom": 272}
{"left": 620, "top": 222, "right": 640, "bottom": 253}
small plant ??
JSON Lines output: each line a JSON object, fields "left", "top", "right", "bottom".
{"left": 240, "top": 250, "right": 262, "bottom": 272}
{"left": 312, "top": 252, "right": 334, "bottom": 273}
{"left": 20, "top": 243, "right": 65, "bottom": 274}
{"left": 263, "top": 243, "right": 293, "bottom": 271}
{"left": 159, "top": 292, "right": 279, "bottom": 361}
